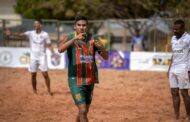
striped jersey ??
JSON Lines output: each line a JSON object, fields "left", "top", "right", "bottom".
{"left": 60, "top": 32, "right": 101, "bottom": 85}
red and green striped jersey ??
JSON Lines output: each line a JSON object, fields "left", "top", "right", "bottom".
{"left": 60, "top": 32, "right": 101, "bottom": 86}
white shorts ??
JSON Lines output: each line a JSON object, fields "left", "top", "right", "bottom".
{"left": 169, "top": 72, "right": 190, "bottom": 89}
{"left": 28, "top": 56, "right": 48, "bottom": 72}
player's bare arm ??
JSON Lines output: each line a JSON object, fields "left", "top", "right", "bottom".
{"left": 58, "top": 33, "right": 86, "bottom": 53}
{"left": 47, "top": 44, "right": 55, "bottom": 54}
{"left": 5, "top": 29, "right": 27, "bottom": 38}
{"left": 95, "top": 40, "right": 108, "bottom": 60}
{"left": 167, "top": 55, "right": 173, "bottom": 78}
{"left": 47, "top": 44, "right": 60, "bottom": 61}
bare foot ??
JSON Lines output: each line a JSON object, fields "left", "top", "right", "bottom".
{"left": 175, "top": 114, "right": 180, "bottom": 120}
{"left": 48, "top": 91, "right": 53, "bottom": 96}
{"left": 186, "top": 116, "right": 190, "bottom": 121}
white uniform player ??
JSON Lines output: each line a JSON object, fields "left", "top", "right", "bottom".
{"left": 168, "top": 20, "right": 190, "bottom": 120}
{"left": 5, "top": 19, "right": 57, "bottom": 95}
{"left": 24, "top": 30, "right": 51, "bottom": 72}
{"left": 169, "top": 32, "right": 190, "bottom": 89}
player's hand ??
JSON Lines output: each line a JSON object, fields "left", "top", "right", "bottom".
{"left": 95, "top": 40, "right": 104, "bottom": 49}
{"left": 75, "top": 33, "right": 86, "bottom": 40}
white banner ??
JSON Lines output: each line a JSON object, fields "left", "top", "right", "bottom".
{"left": 130, "top": 52, "right": 172, "bottom": 71}
{"left": 0, "top": 47, "right": 66, "bottom": 69}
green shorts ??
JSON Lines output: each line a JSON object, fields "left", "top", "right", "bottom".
{"left": 68, "top": 78, "right": 94, "bottom": 105}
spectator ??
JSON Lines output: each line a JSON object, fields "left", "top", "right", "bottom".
{"left": 131, "top": 29, "right": 145, "bottom": 51}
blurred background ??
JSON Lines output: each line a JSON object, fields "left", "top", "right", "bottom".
{"left": 1, "top": 0, "right": 190, "bottom": 52}
{"left": 0, "top": 0, "right": 190, "bottom": 70}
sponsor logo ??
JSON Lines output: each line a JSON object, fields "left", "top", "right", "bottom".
{"left": 80, "top": 55, "right": 93, "bottom": 63}
{"left": 173, "top": 49, "right": 183, "bottom": 54}
{"left": 71, "top": 77, "right": 75, "bottom": 80}
{"left": 152, "top": 56, "right": 171, "bottom": 65}
{"left": 0, "top": 51, "right": 12, "bottom": 65}
{"left": 110, "top": 55, "right": 124, "bottom": 68}
{"left": 75, "top": 93, "right": 81, "bottom": 101}
{"left": 19, "top": 52, "right": 30, "bottom": 64}
{"left": 51, "top": 54, "right": 61, "bottom": 66}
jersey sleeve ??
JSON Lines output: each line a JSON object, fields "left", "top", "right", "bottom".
{"left": 45, "top": 32, "right": 51, "bottom": 44}
{"left": 180, "top": 33, "right": 190, "bottom": 48}
{"left": 59, "top": 35, "right": 74, "bottom": 51}
{"left": 183, "top": 36, "right": 190, "bottom": 48}
{"left": 24, "top": 31, "right": 31, "bottom": 38}
{"left": 60, "top": 36, "right": 68, "bottom": 44}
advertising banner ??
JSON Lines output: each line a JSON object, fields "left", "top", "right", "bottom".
{"left": 95, "top": 50, "right": 130, "bottom": 69}
{"left": 130, "top": 52, "right": 172, "bottom": 71}
{"left": 0, "top": 47, "right": 66, "bottom": 69}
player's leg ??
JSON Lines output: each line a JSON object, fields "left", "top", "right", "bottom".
{"left": 77, "top": 104, "right": 88, "bottom": 122}
{"left": 178, "top": 72, "right": 190, "bottom": 120}
{"left": 39, "top": 56, "right": 52, "bottom": 95}
{"left": 73, "top": 90, "right": 88, "bottom": 122}
{"left": 180, "top": 89, "right": 190, "bottom": 120}
{"left": 29, "top": 59, "right": 38, "bottom": 94}
{"left": 31, "top": 72, "right": 37, "bottom": 93}
{"left": 85, "top": 84, "right": 94, "bottom": 113}
{"left": 76, "top": 113, "right": 80, "bottom": 122}
{"left": 169, "top": 73, "right": 180, "bottom": 119}
{"left": 76, "top": 104, "right": 90, "bottom": 122}
{"left": 171, "top": 88, "right": 180, "bottom": 119}
{"left": 77, "top": 84, "right": 94, "bottom": 122}
{"left": 41, "top": 71, "right": 52, "bottom": 95}
{"left": 68, "top": 79, "right": 88, "bottom": 122}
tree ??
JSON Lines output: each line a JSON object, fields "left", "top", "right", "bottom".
{"left": 14, "top": 0, "right": 190, "bottom": 20}
{"left": 14, "top": 0, "right": 159, "bottom": 20}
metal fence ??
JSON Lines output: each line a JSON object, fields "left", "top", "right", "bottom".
{"left": 1, "top": 17, "right": 190, "bottom": 52}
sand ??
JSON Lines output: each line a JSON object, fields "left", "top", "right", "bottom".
{"left": 0, "top": 68, "right": 189, "bottom": 122}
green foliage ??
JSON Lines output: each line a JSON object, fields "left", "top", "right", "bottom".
{"left": 14, "top": 0, "right": 190, "bottom": 20}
